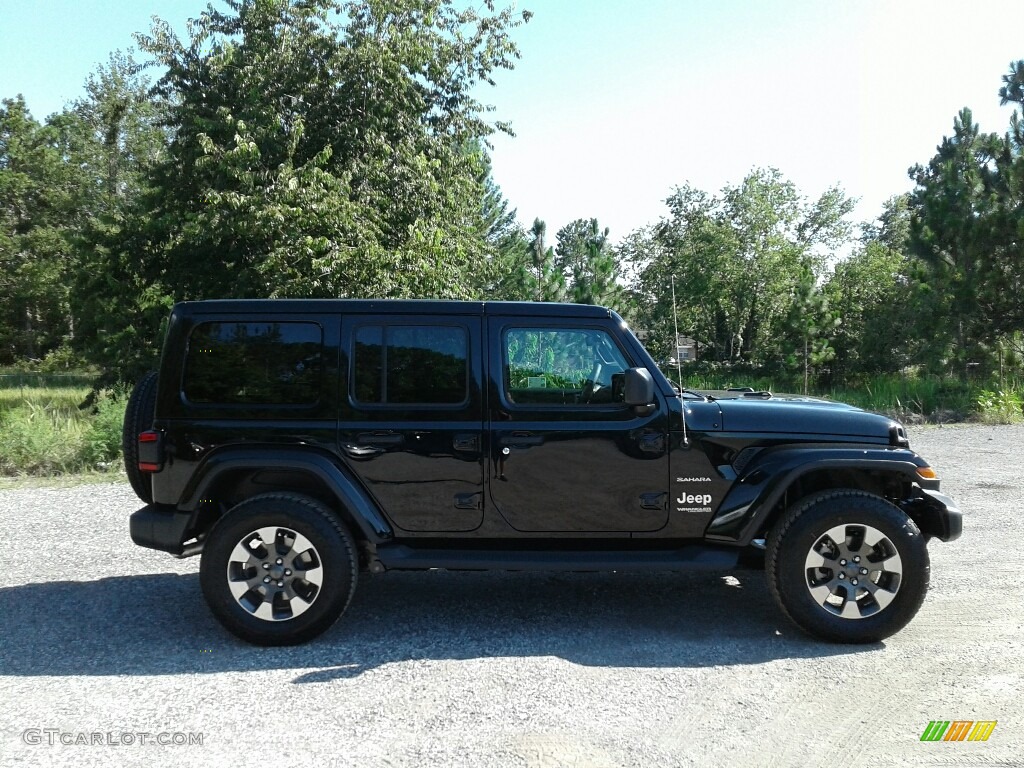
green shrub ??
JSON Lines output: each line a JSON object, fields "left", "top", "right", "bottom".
{"left": 82, "top": 389, "right": 127, "bottom": 467}
{"left": 975, "top": 389, "right": 1024, "bottom": 424}
{"left": 0, "top": 404, "right": 87, "bottom": 475}
{"left": 0, "top": 388, "right": 125, "bottom": 475}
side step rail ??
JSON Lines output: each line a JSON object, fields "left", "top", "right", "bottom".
{"left": 376, "top": 544, "right": 745, "bottom": 572}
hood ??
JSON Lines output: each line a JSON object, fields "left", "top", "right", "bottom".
{"left": 713, "top": 395, "right": 899, "bottom": 440}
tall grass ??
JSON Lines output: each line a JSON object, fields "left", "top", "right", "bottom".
{"left": 825, "top": 375, "right": 977, "bottom": 420}
{"left": 0, "top": 379, "right": 125, "bottom": 476}
{"left": 668, "top": 367, "right": 1024, "bottom": 423}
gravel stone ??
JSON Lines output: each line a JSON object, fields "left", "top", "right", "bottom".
{"left": 0, "top": 424, "right": 1021, "bottom": 767}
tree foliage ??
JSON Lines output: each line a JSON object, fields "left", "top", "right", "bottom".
{"left": 907, "top": 96, "right": 1024, "bottom": 373}
{"left": 74, "top": 0, "right": 530, "bottom": 380}
{"left": 555, "top": 217, "right": 623, "bottom": 309}
{"left": 630, "top": 169, "right": 855, "bottom": 370}
{"left": 523, "top": 218, "right": 566, "bottom": 302}
{"left": 0, "top": 98, "right": 88, "bottom": 362}
{"left": 823, "top": 196, "right": 916, "bottom": 377}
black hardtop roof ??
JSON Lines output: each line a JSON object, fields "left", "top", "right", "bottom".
{"left": 172, "top": 299, "right": 614, "bottom": 319}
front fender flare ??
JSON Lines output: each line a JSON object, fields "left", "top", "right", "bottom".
{"left": 706, "top": 446, "right": 930, "bottom": 545}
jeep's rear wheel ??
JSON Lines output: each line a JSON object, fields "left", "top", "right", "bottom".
{"left": 122, "top": 371, "right": 158, "bottom": 503}
{"left": 766, "top": 489, "right": 929, "bottom": 643}
{"left": 199, "top": 493, "right": 358, "bottom": 645}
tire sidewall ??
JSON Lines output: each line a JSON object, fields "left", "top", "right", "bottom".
{"left": 122, "top": 371, "right": 158, "bottom": 503}
{"left": 199, "top": 496, "right": 357, "bottom": 646}
{"left": 770, "top": 493, "right": 930, "bottom": 643}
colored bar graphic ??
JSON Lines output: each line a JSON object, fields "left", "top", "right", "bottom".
{"left": 944, "top": 721, "right": 972, "bottom": 741}
{"left": 920, "top": 720, "right": 997, "bottom": 742}
{"left": 967, "top": 721, "right": 997, "bottom": 742}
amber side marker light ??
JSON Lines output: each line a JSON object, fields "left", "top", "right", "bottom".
{"left": 916, "top": 466, "right": 938, "bottom": 480}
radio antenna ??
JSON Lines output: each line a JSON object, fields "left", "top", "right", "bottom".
{"left": 671, "top": 275, "right": 689, "bottom": 447}
{"left": 671, "top": 276, "right": 683, "bottom": 389}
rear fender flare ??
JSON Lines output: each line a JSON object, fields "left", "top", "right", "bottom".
{"left": 178, "top": 447, "right": 393, "bottom": 543}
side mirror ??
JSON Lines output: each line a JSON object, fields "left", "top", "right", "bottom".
{"left": 624, "top": 367, "right": 655, "bottom": 410}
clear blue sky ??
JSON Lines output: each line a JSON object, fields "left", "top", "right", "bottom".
{"left": 3, "top": 0, "right": 1024, "bottom": 242}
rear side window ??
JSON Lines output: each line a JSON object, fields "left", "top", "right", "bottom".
{"left": 184, "top": 321, "right": 323, "bottom": 405}
{"left": 353, "top": 325, "right": 467, "bottom": 405}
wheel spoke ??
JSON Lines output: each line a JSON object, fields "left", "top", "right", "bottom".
{"left": 229, "top": 540, "right": 254, "bottom": 568}
{"left": 290, "top": 580, "right": 319, "bottom": 606}
{"left": 839, "top": 595, "right": 862, "bottom": 620}
{"left": 821, "top": 525, "right": 848, "bottom": 550}
{"left": 804, "top": 550, "right": 831, "bottom": 570}
{"left": 862, "top": 526, "right": 888, "bottom": 549}
{"left": 862, "top": 578, "right": 898, "bottom": 610}
{"left": 808, "top": 584, "right": 833, "bottom": 606}
{"left": 253, "top": 600, "right": 276, "bottom": 622}
{"left": 228, "top": 578, "right": 252, "bottom": 601}
{"left": 298, "top": 563, "right": 324, "bottom": 587}
{"left": 289, "top": 531, "right": 315, "bottom": 558}
{"left": 871, "top": 549, "right": 903, "bottom": 574}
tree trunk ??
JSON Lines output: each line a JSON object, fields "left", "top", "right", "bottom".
{"left": 24, "top": 305, "right": 35, "bottom": 360}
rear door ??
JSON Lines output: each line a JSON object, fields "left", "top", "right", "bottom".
{"left": 338, "top": 313, "right": 484, "bottom": 533}
{"left": 486, "top": 316, "right": 670, "bottom": 533}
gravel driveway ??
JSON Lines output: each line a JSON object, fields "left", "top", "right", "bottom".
{"left": 1, "top": 424, "right": 1021, "bottom": 768}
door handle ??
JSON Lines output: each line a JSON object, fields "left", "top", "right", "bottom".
{"left": 500, "top": 434, "right": 544, "bottom": 447}
{"left": 638, "top": 433, "right": 666, "bottom": 453}
{"left": 640, "top": 492, "right": 667, "bottom": 511}
{"left": 453, "top": 434, "right": 480, "bottom": 452}
{"left": 357, "top": 432, "right": 405, "bottom": 447}
{"left": 454, "top": 492, "right": 482, "bottom": 510}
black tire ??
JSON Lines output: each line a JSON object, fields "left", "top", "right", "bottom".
{"left": 766, "top": 489, "right": 929, "bottom": 643}
{"left": 199, "top": 493, "right": 358, "bottom": 646}
{"left": 122, "top": 371, "right": 159, "bottom": 503}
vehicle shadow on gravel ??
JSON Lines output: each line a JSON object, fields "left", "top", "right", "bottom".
{"left": 0, "top": 569, "right": 875, "bottom": 679}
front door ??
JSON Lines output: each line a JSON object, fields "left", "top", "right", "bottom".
{"left": 338, "top": 314, "right": 484, "bottom": 533}
{"left": 486, "top": 318, "right": 669, "bottom": 533}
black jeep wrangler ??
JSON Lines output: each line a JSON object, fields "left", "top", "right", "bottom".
{"left": 125, "top": 299, "right": 961, "bottom": 646}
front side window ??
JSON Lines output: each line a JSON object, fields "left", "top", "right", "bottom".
{"left": 504, "top": 328, "right": 629, "bottom": 406}
{"left": 353, "top": 325, "right": 468, "bottom": 405}
{"left": 184, "top": 321, "right": 322, "bottom": 405}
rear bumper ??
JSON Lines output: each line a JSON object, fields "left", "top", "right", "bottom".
{"left": 130, "top": 504, "right": 194, "bottom": 555}
{"left": 919, "top": 489, "right": 963, "bottom": 542}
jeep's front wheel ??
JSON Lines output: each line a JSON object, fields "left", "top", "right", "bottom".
{"left": 766, "top": 490, "right": 929, "bottom": 643}
{"left": 199, "top": 494, "right": 358, "bottom": 646}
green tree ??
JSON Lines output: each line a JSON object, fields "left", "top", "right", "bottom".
{"left": 824, "top": 240, "right": 910, "bottom": 376}
{"left": 0, "top": 97, "right": 91, "bottom": 362}
{"left": 522, "top": 218, "right": 566, "bottom": 302}
{"left": 780, "top": 266, "right": 839, "bottom": 392}
{"left": 907, "top": 107, "right": 1008, "bottom": 374}
{"left": 859, "top": 194, "right": 911, "bottom": 252}
{"left": 823, "top": 196, "right": 916, "bottom": 377}
{"left": 69, "top": 50, "right": 167, "bottom": 211}
{"left": 77, "top": 0, "right": 530, "bottom": 381}
{"left": 555, "top": 217, "right": 623, "bottom": 308}
{"left": 630, "top": 169, "right": 854, "bottom": 367}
